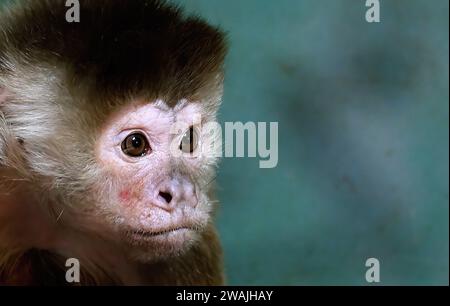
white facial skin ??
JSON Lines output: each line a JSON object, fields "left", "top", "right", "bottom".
{"left": 95, "top": 100, "right": 215, "bottom": 262}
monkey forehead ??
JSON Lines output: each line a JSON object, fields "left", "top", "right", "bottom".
{"left": 100, "top": 100, "right": 204, "bottom": 135}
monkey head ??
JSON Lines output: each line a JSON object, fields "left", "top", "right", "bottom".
{"left": 0, "top": 0, "right": 227, "bottom": 264}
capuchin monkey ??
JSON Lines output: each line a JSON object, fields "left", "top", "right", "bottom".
{"left": 0, "top": 0, "right": 227, "bottom": 285}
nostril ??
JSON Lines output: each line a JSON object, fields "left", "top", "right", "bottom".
{"left": 158, "top": 191, "right": 173, "bottom": 204}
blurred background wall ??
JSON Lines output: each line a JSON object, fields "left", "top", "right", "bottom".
{"left": 1, "top": 0, "right": 448, "bottom": 285}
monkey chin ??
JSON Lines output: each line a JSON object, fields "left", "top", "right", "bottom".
{"left": 122, "top": 227, "right": 203, "bottom": 263}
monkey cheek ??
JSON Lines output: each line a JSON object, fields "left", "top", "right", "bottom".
{"left": 118, "top": 190, "right": 131, "bottom": 203}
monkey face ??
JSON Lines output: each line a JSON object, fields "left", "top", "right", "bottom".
{"left": 89, "top": 100, "right": 218, "bottom": 262}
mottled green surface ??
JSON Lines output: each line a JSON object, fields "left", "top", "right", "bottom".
{"left": 1, "top": 0, "right": 448, "bottom": 285}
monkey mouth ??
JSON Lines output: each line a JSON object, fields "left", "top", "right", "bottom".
{"left": 129, "top": 226, "right": 197, "bottom": 238}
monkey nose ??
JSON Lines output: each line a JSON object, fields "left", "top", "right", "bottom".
{"left": 158, "top": 191, "right": 173, "bottom": 204}
{"left": 154, "top": 180, "right": 197, "bottom": 211}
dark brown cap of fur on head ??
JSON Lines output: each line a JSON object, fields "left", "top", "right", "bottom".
{"left": 0, "top": 0, "right": 227, "bottom": 104}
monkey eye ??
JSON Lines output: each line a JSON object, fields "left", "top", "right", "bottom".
{"left": 180, "top": 126, "right": 199, "bottom": 154}
{"left": 121, "top": 133, "right": 151, "bottom": 157}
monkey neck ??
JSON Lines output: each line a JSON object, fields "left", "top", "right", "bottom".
{"left": 0, "top": 182, "right": 57, "bottom": 250}
{"left": 0, "top": 181, "right": 138, "bottom": 284}
{"left": 48, "top": 225, "right": 224, "bottom": 285}
{"left": 0, "top": 197, "right": 142, "bottom": 284}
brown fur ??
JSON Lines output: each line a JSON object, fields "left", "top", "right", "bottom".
{"left": 0, "top": 0, "right": 227, "bottom": 286}
{"left": 0, "top": 226, "right": 224, "bottom": 286}
{"left": 0, "top": 0, "right": 227, "bottom": 105}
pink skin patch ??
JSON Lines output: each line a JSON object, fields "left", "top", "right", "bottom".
{"left": 118, "top": 180, "right": 147, "bottom": 207}
{"left": 118, "top": 184, "right": 147, "bottom": 208}
{"left": 119, "top": 190, "right": 131, "bottom": 202}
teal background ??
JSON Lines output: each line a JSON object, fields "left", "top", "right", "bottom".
{"left": 1, "top": 0, "right": 449, "bottom": 285}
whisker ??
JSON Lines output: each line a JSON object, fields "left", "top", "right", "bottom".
{"left": 55, "top": 209, "right": 64, "bottom": 223}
